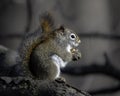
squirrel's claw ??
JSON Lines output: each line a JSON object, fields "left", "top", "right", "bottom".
{"left": 72, "top": 51, "right": 81, "bottom": 61}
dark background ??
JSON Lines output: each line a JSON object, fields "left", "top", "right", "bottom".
{"left": 0, "top": 0, "right": 120, "bottom": 96}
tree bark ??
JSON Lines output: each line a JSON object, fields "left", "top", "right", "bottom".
{"left": 0, "top": 76, "right": 91, "bottom": 96}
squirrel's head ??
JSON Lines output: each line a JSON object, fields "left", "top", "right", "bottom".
{"left": 54, "top": 26, "right": 81, "bottom": 47}
{"left": 40, "top": 12, "right": 81, "bottom": 47}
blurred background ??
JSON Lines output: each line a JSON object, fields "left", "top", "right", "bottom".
{"left": 0, "top": 0, "right": 120, "bottom": 96}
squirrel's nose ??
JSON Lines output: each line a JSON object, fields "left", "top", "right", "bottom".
{"left": 78, "top": 39, "right": 81, "bottom": 44}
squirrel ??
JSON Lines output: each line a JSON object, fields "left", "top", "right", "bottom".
{"left": 19, "top": 12, "right": 81, "bottom": 80}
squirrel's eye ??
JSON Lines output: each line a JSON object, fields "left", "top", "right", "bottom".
{"left": 70, "top": 33, "right": 76, "bottom": 40}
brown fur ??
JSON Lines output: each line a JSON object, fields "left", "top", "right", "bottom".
{"left": 19, "top": 12, "right": 81, "bottom": 80}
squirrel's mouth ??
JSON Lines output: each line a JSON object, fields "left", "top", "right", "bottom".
{"left": 72, "top": 42, "right": 79, "bottom": 47}
{"left": 72, "top": 39, "right": 81, "bottom": 47}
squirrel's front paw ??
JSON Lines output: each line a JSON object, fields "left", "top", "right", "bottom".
{"left": 72, "top": 50, "right": 81, "bottom": 61}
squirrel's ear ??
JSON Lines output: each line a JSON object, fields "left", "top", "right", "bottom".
{"left": 58, "top": 26, "right": 65, "bottom": 32}
{"left": 40, "top": 12, "right": 55, "bottom": 33}
{"left": 56, "top": 25, "right": 65, "bottom": 35}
